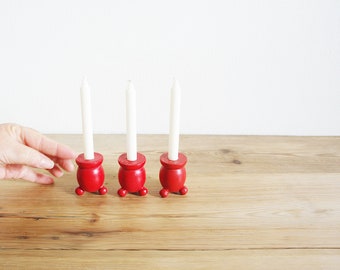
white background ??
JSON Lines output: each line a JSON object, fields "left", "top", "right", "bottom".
{"left": 0, "top": 0, "right": 339, "bottom": 135}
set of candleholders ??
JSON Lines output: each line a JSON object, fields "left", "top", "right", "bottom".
{"left": 75, "top": 151, "right": 188, "bottom": 198}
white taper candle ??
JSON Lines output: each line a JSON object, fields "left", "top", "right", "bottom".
{"left": 80, "top": 77, "right": 94, "bottom": 160}
{"left": 168, "top": 78, "right": 181, "bottom": 161}
{"left": 126, "top": 80, "right": 137, "bottom": 161}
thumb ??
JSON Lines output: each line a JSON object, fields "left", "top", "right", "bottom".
{"left": 3, "top": 143, "right": 55, "bottom": 169}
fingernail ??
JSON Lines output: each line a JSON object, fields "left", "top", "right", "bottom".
{"left": 55, "top": 170, "right": 64, "bottom": 178}
{"left": 40, "top": 158, "right": 54, "bottom": 169}
{"left": 69, "top": 162, "right": 75, "bottom": 171}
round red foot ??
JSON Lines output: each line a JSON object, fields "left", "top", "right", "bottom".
{"left": 118, "top": 188, "right": 127, "bottom": 197}
{"left": 139, "top": 187, "right": 148, "bottom": 196}
{"left": 75, "top": 187, "right": 84, "bottom": 196}
{"left": 99, "top": 186, "right": 108, "bottom": 195}
{"left": 180, "top": 186, "right": 188, "bottom": 195}
{"left": 160, "top": 188, "right": 169, "bottom": 198}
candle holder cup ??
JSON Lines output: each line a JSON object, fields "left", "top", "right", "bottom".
{"left": 159, "top": 152, "right": 188, "bottom": 198}
{"left": 75, "top": 152, "right": 107, "bottom": 195}
{"left": 117, "top": 152, "right": 148, "bottom": 197}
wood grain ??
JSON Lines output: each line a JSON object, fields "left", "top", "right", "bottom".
{"left": 0, "top": 135, "right": 340, "bottom": 269}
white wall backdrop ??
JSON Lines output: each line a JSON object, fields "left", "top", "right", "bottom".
{"left": 0, "top": 0, "right": 339, "bottom": 135}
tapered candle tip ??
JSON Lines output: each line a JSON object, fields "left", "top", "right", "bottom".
{"left": 81, "top": 76, "right": 89, "bottom": 88}
{"left": 127, "top": 80, "right": 135, "bottom": 91}
{"left": 172, "top": 78, "right": 181, "bottom": 90}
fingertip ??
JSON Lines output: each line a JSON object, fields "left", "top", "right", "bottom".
{"left": 15, "top": 166, "right": 55, "bottom": 184}
{"left": 36, "top": 175, "right": 54, "bottom": 185}
{"left": 28, "top": 174, "right": 54, "bottom": 185}
{"left": 39, "top": 158, "right": 55, "bottom": 169}
{"left": 66, "top": 161, "right": 75, "bottom": 172}
{"left": 59, "top": 159, "right": 75, "bottom": 172}
{"left": 71, "top": 151, "right": 78, "bottom": 159}
{"left": 44, "top": 178, "right": 54, "bottom": 185}
{"left": 57, "top": 144, "right": 77, "bottom": 159}
{"left": 51, "top": 168, "right": 64, "bottom": 178}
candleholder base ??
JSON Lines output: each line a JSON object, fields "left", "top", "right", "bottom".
{"left": 117, "top": 152, "right": 148, "bottom": 197}
{"left": 75, "top": 152, "right": 107, "bottom": 196}
{"left": 159, "top": 152, "right": 188, "bottom": 198}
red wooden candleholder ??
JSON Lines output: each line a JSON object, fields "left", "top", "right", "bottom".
{"left": 117, "top": 152, "right": 148, "bottom": 197}
{"left": 75, "top": 152, "right": 107, "bottom": 196}
{"left": 159, "top": 152, "right": 188, "bottom": 198}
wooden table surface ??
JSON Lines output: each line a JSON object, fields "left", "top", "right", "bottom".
{"left": 0, "top": 135, "right": 340, "bottom": 269}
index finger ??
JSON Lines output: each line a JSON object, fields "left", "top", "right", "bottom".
{"left": 20, "top": 127, "right": 76, "bottom": 160}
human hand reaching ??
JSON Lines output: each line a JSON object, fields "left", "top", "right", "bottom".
{"left": 0, "top": 123, "right": 76, "bottom": 184}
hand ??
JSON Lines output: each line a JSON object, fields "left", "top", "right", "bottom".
{"left": 0, "top": 123, "right": 76, "bottom": 184}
